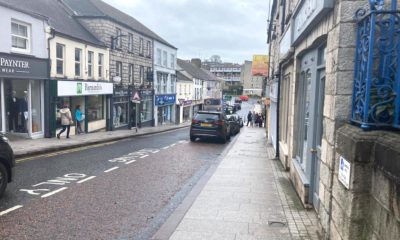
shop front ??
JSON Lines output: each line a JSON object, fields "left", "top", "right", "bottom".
{"left": 155, "top": 94, "right": 176, "bottom": 126}
{"left": 55, "top": 81, "right": 113, "bottom": 136}
{"left": 131, "top": 89, "right": 154, "bottom": 128}
{"left": 0, "top": 53, "right": 48, "bottom": 139}
{"left": 112, "top": 86, "right": 130, "bottom": 129}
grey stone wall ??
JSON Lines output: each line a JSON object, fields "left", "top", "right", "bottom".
{"left": 335, "top": 124, "right": 400, "bottom": 240}
{"left": 78, "top": 18, "right": 153, "bottom": 88}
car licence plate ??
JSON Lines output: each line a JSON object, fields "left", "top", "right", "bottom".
{"left": 201, "top": 123, "right": 212, "bottom": 127}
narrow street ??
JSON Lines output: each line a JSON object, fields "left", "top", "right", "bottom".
{"left": 0, "top": 128, "right": 234, "bottom": 240}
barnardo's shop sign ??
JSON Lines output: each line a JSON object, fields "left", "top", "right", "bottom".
{"left": 0, "top": 53, "right": 48, "bottom": 79}
{"left": 58, "top": 81, "right": 113, "bottom": 96}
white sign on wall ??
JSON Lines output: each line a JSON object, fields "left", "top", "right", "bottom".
{"left": 338, "top": 156, "right": 351, "bottom": 189}
{"left": 57, "top": 81, "right": 113, "bottom": 96}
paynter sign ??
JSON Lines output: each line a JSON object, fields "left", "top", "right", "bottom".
{"left": 0, "top": 53, "right": 48, "bottom": 79}
{"left": 252, "top": 55, "right": 269, "bottom": 77}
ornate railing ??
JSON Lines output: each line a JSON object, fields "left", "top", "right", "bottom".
{"left": 351, "top": 0, "right": 400, "bottom": 129}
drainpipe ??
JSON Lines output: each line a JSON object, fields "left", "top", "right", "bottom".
{"left": 274, "top": 69, "right": 281, "bottom": 159}
{"left": 45, "top": 27, "right": 56, "bottom": 138}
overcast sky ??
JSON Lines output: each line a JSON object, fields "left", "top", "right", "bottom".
{"left": 103, "top": 0, "right": 271, "bottom": 64}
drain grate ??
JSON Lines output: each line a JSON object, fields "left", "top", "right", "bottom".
{"left": 268, "top": 221, "right": 287, "bottom": 227}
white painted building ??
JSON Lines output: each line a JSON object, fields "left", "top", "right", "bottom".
{"left": 153, "top": 40, "right": 178, "bottom": 126}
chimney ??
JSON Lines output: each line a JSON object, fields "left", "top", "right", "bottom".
{"left": 191, "top": 58, "right": 202, "bottom": 68}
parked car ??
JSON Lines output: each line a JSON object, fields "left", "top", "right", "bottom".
{"left": 190, "top": 111, "right": 231, "bottom": 143}
{"left": 0, "top": 134, "right": 15, "bottom": 197}
{"left": 227, "top": 114, "right": 241, "bottom": 135}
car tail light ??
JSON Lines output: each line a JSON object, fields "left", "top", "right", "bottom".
{"left": 192, "top": 119, "right": 200, "bottom": 124}
{"left": 214, "top": 120, "right": 224, "bottom": 126}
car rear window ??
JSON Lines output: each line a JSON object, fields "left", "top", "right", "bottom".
{"left": 194, "top": 113, "right": 220, "bottom": 121}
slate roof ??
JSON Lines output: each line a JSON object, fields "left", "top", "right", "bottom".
{"left": 62, "top": 0, "right": 177, "bottom": 49}
{"left": 0, "top": 0, "right": 105, "bottom": 47}
{"left": 177, "top": 59, "right": 217, "bottom": 82}
{"left": 177, "top": 71, "right": 192, "bottom": 82}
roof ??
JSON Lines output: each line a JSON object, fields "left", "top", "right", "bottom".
{"left": 177, "top": 71, "right": 192, "bottom": 82}
{"left": 0, "top": 1, "right": 48, "bottom": 20}
{"left": 63, "top": 0, "right": 177, "bottom": 49}
{"left": 177, "top": 59, "right": 217, "bottom": 81}
{"left": 0, "top": 0, "right": 105, "bottom": 47}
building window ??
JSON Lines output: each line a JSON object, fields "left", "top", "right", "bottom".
{"left": 146, "top": 67, "right": 152, "bottom": 82}
{"left": 163, "top": 51, "right": 167, "bottom": 67}
{"left": 139, "top": 38, "right": 144, "bottom": 55}
{"left": 116, "top": 28, "right": 122, "bottom": 48}
{"left": 11, "top": 21, "right": 30, "bottom": 52}
{"left": 88, "top": 95, "right": 104, "bottom": 122}
{"left": 98, "top": 53, "right": 104, "bottom": 78}
{"left": 139, "top": 66, "right": 144, "bottom": 84}
{"left": 128, "top": 33, "right": 133, "bottom": 52}
{"left": 162, "top": 74, "right": 167, "bottom": 93}
{"left": 170, "top": 54, "right": 175, "bottom": 69}
{"left": 157, "top": 49, "right": 162, "bottom": 65}
{"left": 280, "top": 74, "right": 291, "bottom": 144}
{"left": 170, "top": 74, "right": 176, "bottom": 93}
{"left": 56, "top": 43, "right": 65, "bottom": 75}
{"left": 75, "top": 48, "right": 81, "bottom": 77}
{"left": 116, "top": 61, "right": 122, "bottom": 78}
{"left": 146, "top": 40, "right": 151, "bottom": 57}
{"left": 88, "top": 51, "right": 94, "bottom": 78}
{"left": 128, "top": 64, "right": 134, "bottom": 83}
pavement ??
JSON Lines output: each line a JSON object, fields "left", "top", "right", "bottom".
{"left": 9, "top": 122, "right": 191, "bottom": 158}
{"left": 153, "top": 126, "right": 320, "bottom": 240}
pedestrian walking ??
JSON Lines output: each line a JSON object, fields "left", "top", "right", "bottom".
{"left": 57, "top": 104, "right": 72, "bottom": 139}
{"left": 259, "top": 114, "right": 263, "bottom": 127}
{"left": 246, "top": 111, "right": 252, "bottom": 126}
{"left": 75, "top": 105, "right": 84, "bottom": 134}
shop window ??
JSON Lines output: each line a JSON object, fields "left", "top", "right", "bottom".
{"left": 141, "top": 95, "right": 152, "bottom": 122}
{"left": 139, "top": 37, "right": 144, "bottom": 56}
{"left": 75, "top": 48, "right": 81, "bottom": 77}
{"left": 88, "top": 51, "right": 94, "bottom": 78}
{"left": 87, "top": 95, "right": 104, "bottom": 122}
{"left": 146, "top": 40, "right": 151, "bottom": 58}
{"left": 128, "top": 33, "right": 133, "bottom": 52}
{"left": 11, "top": 20, "right": 30, "bottom": 53}
{"left": 98, "top": 53, "right": 104, "bottom": 78}
{"left": 56, "top": 43, "right": 65, "bottom": 75}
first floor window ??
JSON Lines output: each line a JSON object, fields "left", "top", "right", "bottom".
{"left": 129, "top": 64, "right": 134, "bottom": 83}
{"left": 146, "top": 40, "right": 151, "bottom": 57}
{"left": 139, "top": 38, "right": 144, "bottom": 55}
{"left": 116, "top": 61, "right": 122, "bottom": 78}
{"left": 139, "top": 66, "right": 144, "bottom": 83}
{"left": 56, "top": 43, "right": 64, "bottom": 75}
{"left": 75, "top": 48, "right": 82, "bottom": 77}
{"left": 98, "top": 53, "right": 104, "bottom": 78}
{"left": 11, "top": 21, "right": 30, "bottom": 52}
{"left": 88, "top": 51, "right": 94, "bottom": 78}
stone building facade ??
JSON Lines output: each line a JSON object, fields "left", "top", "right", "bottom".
{"left": 266, "top": 0, "right": 400, "bottom": 239}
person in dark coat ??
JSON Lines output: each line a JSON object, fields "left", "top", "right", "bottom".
{"left": 246, "top": 111, "right": 252, "bottom": 126}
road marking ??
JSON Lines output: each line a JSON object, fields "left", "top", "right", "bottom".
{"left": 0, "top": 205, "right": 23, "bottom": 216}
{"left": 152, "top": 150, "right": 160, "bottom": 153}
{"left": 104, "top": 167, "right": 119, "bottom": 173}
{"left": 77, "top": 176, "right": 96, "bottom": 183}
{"left": 170, "top": 143, "right": 176, "bottom": 147}
{"left": 41, "top": 187, "right": 68, "bottom": 198}
{"left": 125, "top": 160, "right": 137, "bottom": 164}
{"left": 162, "top": 146, "right": 169, "bottom": 149}
{"left": 139, "top": 155, "right": 149, "bottom": 158}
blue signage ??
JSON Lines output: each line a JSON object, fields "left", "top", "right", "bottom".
{"left": 155, "top": 94, "right": 176, "bottom": 106}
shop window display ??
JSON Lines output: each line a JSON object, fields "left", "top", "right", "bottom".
{"left": 141, "top": 95, "right": 152, "bottom": 122}
{"left": 88, "top": 96, "right": 104, "bottom": 122}
{"left": 113, "top": 100, "right": 128, "bottom": 127}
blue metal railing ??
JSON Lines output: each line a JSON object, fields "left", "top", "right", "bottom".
{"left": 351, "top": 0, "right": 400, "bottom": 129}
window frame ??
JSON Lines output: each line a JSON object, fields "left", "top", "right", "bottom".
{"left": 139, "top": 66, "right": 144, "bottom": 84}
{"left": 156, "top": 48, "right": 162, "bottom": 65}
{"left": 98, "top": 53, "right": 104, "bottom": 79}
{"left": 163, "top": 51, "right": 167, "bottom": 67}
{"left": 87, "top": 51, "right": 94, "bottom": 78}
{"left": 116, "top": 61, "right": 122, "bottom": 78}
{"left": 11, "top": 20, "right": 30, "bottom": 53}
{"left": 139, "top": 38, "right": 144, "bottom": 56}
{"left": 74, "top": 48, "right": 82, "bottom": 77}
{"left": 146, "top": 40, "right": 151, "bottom": 58}
{"left": 116, "top": 28, "right": 122, "bottom": 49}
{"left": 128, "top": 64, "right": 134, "bottom": 83}
{"left": 170, "top": 54, "right": 175, "bottom": 69}
{"left": 56, "top": 43, "right": 65, "bottom": 76}
{"left": 128, "top": 33, "right": 134, "bottom": 52}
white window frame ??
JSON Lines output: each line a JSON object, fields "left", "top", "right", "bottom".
{"left": 139, "top": 66, "right": 144, "bottom": 84}
{"left": 139, "top": 38, "right": 144, "bottom": 56}
{"left": 56, "top": 43, "right": 65, "bottom": 76}
{"left": 163, "top": 51, "right": 167, "bottom": 67}
{"left": 11, "top": 20, "right": 30, "bottom": 53}
{"left": 88, "top": 51, "right": 94, "bottom": 78}
{"left": 170, "top": 54, "right": 175, "bottom": 69}
{"left": 98, "top": 53, "right": 104, "bottom": 79}
{"left": 156, "top": 49, "right": 162, "bottom": 65}
{"left": 116, "top": 61, "right": 122, "bottom": 78}
{"left": 75, "top": 48, "right": 82, "bottom": 77}
{"left": 128, "top": 64, "right": 134, "bottom": 83}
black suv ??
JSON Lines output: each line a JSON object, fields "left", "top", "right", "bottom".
{"left": 0, "top": 134, "right": 15, "bottom": 197}
{"left": 190, "top": 111, "right": 231, "bottom": 143}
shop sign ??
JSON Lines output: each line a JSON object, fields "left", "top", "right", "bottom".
{"left": 58, "top": 81, "right": 113, "bottom": 96}
{"left": 338, "top": 156, "right": 351, "bottom": 189}
{"left": 178, "top": 99, "right": 192, "bottom": 106}
{"left": 155, "top": 94, "right": 176, "bottom": 106}
{"left": 292, "top": 0, "right": 334, "bottom": 45}
{"left": 0, "top": 53, "right": 48, "bottom": 79}
{"left": 114, "top": 88, "right": 129, "bottom": 97}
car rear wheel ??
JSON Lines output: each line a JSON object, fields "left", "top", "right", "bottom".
{"left": 0, "top": 162, "right": 8, "bottom": 197}
{"left": 190, "top": 136, "right": 196, "bottom": 142}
